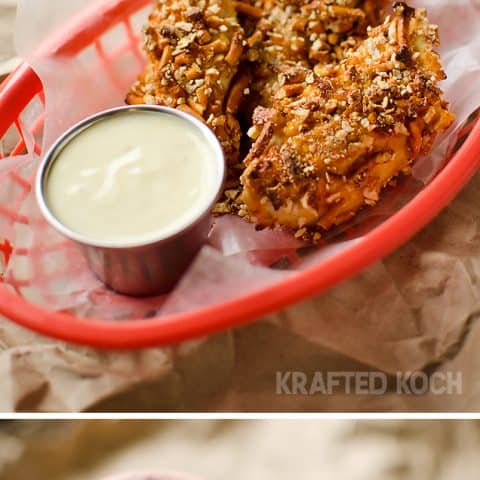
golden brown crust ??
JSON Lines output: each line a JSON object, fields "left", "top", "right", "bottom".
{"left": 239, "top": 0, "right": 389, "bottom": 109}
{"left": 239, "top": 4, "right": 455, "bottom": 239}
{"left": 212, "top": 0, "right": 389, "bottom": 214}
{"left": 126, "top": 0, "right": 245, "bottom": 165}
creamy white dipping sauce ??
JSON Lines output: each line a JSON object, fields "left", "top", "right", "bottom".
{"left": 45, "top": 110, "right": 219, "bottom": 245}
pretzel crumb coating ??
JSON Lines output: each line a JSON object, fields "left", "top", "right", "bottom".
{"left": 240, "top": 3, "right": 455, "bottom": 240}
{"left": 239, "top": 0, "right": 389, "bottom": 109}
{"left": 213, "top": 0, "right": 389, "bottom": 214}
{"left": 126, "top": 0, "right": 245, "bottom": 165}
{"left": 303, "top": 0, "right": 390, "bottom": 64}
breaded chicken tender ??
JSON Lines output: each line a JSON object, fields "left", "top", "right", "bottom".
{"left": 127, "top": 0, "right": 245, "bottom": 165}
{"left": 240, "top": 3, "right": 455, "bottom": 239}
{"left": 238, "top": 0, "right": 388, "bottom": 108}
{"left": 213, "top": 0, "right": 389, "bottom": 213}
{"left": 303, "top": 0, "right": 389, "bottom": 64}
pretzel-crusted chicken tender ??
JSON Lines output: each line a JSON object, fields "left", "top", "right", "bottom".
{"left": 127, "top": 0, "right": 245, "bottom": 165}
{"left": 212, "top": 0, "right": 388, "bottom": 214}
{"left": 238, "top": 0, "right": 389, "bottom": 108}
{"left": 303, "top": 0, "right": 389, "bottom": 64}
{"left": 239, "top": 0, "right": 310, "bottom": 109}
{"left": 240, "top": 3, "right": 455, "bottom": 238}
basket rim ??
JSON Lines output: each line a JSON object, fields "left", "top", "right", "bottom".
{"left": 0, "top": 0, "right": 480, "bottom": 348}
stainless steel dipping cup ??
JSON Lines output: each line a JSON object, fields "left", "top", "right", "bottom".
{"left": 36, "top": 105, "right": 225, "bottom": 296}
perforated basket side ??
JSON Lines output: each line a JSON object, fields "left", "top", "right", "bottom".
{"left": 0, "top": 0, "right": 152, "bottom": 287}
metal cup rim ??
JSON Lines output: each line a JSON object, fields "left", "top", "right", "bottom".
{"left": 35, "top": 105, "right": 226, "bottom": 250}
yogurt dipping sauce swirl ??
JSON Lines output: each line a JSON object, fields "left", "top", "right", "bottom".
{"left": 36, "top": 106, "right": 225, "bottom": 296}
{"left": 45, "top": 109, "right": 220, "bottom": 246}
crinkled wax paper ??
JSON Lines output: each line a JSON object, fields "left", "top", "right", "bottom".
{"left": 0, "top": 0, "right": 480, "bottom": 380}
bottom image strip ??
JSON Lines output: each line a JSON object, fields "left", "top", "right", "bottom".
{"left": 0, "top": 420, "right": 478, "bottom": 479}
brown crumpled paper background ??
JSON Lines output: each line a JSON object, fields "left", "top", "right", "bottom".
{"left": 1, "top": 0, "right": 480, "bottom": 412}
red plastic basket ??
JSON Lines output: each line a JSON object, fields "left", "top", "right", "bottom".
{"left": 1, "top": 0, "right": 480, "bottom": 349}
